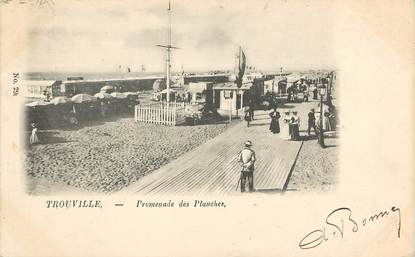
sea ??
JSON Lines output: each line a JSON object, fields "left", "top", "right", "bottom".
{"left": 24, "top": 72, "right": 166, "bottom": 81}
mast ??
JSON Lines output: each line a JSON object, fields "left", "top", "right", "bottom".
{"left": 157, "top": 0, "right": 179, "bottom": 103}
{"left": 167, "top": 0, "right": 171, "bottom": 102}
{"left": 236, "top": 46, "right": 241, "bottom": 118}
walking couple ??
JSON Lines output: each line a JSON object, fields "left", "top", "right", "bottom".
{"left": 280, "top": 110, "right": 300, "bottom": 141}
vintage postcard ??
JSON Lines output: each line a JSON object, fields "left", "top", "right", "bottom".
{"left": 0, "top": 0, "right": 414, "bottom": 256}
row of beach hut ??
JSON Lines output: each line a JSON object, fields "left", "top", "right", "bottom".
{"left": 25, "top": 91, "right": 140, "bottom": 130}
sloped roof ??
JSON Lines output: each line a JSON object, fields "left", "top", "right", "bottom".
{"left": 23, "top": 80, "right": 58, "bottom": 87}
{"left": 212, "top": 82, "right": 253, "bottom": 90}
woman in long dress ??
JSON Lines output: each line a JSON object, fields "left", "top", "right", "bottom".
{"left": 291, "top": 111, "right": 300, "bottom": 141}
{"left": 280, "top": 111, "right": 291, "bottom": 140}
{"left": 269, "top": 110, "right": 281, "bottom": 134}
{"left": 328, "top": 105, "right": 337, "bottom": 131}
{"left": 29, "top": 123, "right": 39, "bottom": 145}
{"left": 323, "top": 111, "right": 332, "bottom": 131}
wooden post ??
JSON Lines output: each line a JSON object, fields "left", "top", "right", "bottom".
{"left": 146, "top": 107, "right": 148, "bottom": 123}
{"left": 164, "top": 103, "right": 166, "bottom": 125}
{"left": 229, "top": 92, "right": 232, "bottom": 123}
{"left": 236, "top": 88, "right": 239, "bottom": 118}
{"left": 171, "top": 107, "right": 174, "bottom": 125}
{"left": 173, "top": 106, "right": 176, "bottom": 125}
{"left": 164, "top": 107, "right": 166, "bottom": 125}
{"left": 168, "top": 107, "right": 171, "bottom": 125}
{"left": 145, "top": 107, "right": 148, "bottom": 123}
{"left": 240, "top": 90, "right": 244, "bottom": 119}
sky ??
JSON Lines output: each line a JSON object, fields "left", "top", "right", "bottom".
{"left": 25, "top": 0, "right": 336, "bottom": 73}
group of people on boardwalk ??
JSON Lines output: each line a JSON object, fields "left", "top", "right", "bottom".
{"left": 244, "top": 100, "right": 336, "bottom": 142}
{"left": 268, "top": 110, "right": 301, "bottom": 141}
{"left": 237, "top": 106, "right": 335, "bottom": 193}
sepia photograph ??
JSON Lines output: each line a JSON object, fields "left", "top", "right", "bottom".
{"left": 22, "top": 0, "right": 338, "bottom": 195}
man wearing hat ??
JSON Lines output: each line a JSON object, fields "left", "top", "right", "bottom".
{"left": 307, "top": 108, "right": 316, "bottom": 136}
{"left": 237, "top": 141, "right": 256, "bottom": 192}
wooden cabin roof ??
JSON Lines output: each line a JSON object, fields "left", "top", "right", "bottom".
{"left": 212, "top": 82, "right": 253, "bottom": 90}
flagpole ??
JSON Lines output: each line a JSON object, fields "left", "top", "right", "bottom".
{"left": 166, "top": 0, "right": 171, "bottom": 104}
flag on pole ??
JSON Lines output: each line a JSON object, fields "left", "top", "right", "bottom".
{"left": 236, "top": 47, "right": 246, "bottom": 89}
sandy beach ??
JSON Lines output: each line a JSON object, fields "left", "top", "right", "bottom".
{"left": 286, "top": 135, "right": 338, "bottom": 192}
{"left": 25, "top": 116, "right": 236, "bottom": 194}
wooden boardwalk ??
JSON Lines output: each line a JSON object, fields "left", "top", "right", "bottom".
{"left": 122, "top": 110, "right": 303, "bottom": 195}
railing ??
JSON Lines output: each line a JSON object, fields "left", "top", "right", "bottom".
{"left": 134, "top": 102, "right": 186, "bottom": 126}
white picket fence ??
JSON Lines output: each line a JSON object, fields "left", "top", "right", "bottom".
{"left": 135, "top": 102, "right": 186, "bottom": 126}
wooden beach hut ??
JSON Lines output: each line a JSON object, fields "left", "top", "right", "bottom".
{"left": 212, "top": 79, "right": 265, "bottom": 117}
{"left": 23, "top": 80, "right": 62, "bottom": 100}
{"left": 188, "top": 82, "right": 213, "bottom": 104}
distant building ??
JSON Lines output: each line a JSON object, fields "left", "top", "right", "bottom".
{"left": 183, "top": 74, "right": 229, "bottom": 84}
{"left": 23, "top": 80, "right": 62, "bottom": 99}
{"left": 66, "top": 76, "right": 84, "bottom": 81}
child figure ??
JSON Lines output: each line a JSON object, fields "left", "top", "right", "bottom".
{"left": 30, "top": 123, "right": 39, "bottom": 145}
